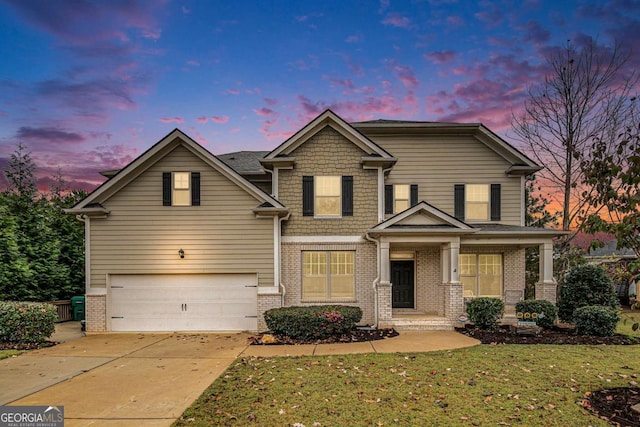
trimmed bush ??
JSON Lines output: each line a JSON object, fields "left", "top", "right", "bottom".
{"left": 466, "top": 297, "right": 504, "bottom": 330}
{"left": 515, "top": 299, "right": 558, "bottom": 329}
{"left": 573, "top": 305, "right": 620, "bottom": 336}
{"left": 264, "top": 305, "right": 362, "bottom": 340}
{"left": 0, "top": 301, "right": 57, "bottom": 343}
{"left": 557, "top": 264, "right": 620, "bottom": 322}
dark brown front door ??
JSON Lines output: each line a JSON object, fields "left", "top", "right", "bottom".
{"left": 391, "top": 260, "right": 414, "bottom": 308}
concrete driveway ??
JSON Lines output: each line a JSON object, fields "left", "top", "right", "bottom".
{"left": 1, "top": 323, "right": 478, "bottom": 426}
{"left": 2, "top": 331, "right": 251, "bottom": 426}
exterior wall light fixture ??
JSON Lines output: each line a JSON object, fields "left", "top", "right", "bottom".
{"left": 178, "top": 248, "right": 185, "bottom": 259}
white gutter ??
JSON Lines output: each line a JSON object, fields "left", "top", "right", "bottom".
{"left": 276, "top": 212, "right": 291, "bottom": 307}
{"left": 364, "top": 232, "right": 380, "bottom": 328}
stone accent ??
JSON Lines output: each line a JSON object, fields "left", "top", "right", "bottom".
{"left": 278, "top": 126, "right": 379, "bottom": 236}
{"left": 535, "top": 282, "right": 557, "bottom": 303}
{"left": 85, "top": 294, "right": 106, "bottom": 332}
{"left": 258, "top": 294, "right": 282, "bottom": 331}
{"left": 281, "top": 241, "right": 377, "bottom": 325}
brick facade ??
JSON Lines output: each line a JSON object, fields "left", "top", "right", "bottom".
{"left": 258, "top": 294, "right": 282, "bottom": 331}
{"left": 85, "top": 294, "right": 107, "bottom": 332}
{"left": 278, "top": 126, "right": 378, "bottom": 236}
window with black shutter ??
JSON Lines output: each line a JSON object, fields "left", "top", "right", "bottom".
{"left": 302, "top": 176, "right": 314, "bottom": 216}
{"left": 342, "top": 176, "right": 353, "bottom": 216}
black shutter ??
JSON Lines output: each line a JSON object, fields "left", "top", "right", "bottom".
{"left": 342, "top": 176, "right": 353, "bottom": 216}
{"left": 454, "top": 184, "right": 465, "bottom": 220}
{"left": 162, "top": 172, "right": 172, "bottom": 206}
{"left": 385, "top": 185, "right": 393, "bottom": 214}
{"left": 191, "top": 172, "right": 201, "bottom": 206}
{"left": 302, "top": 176, "right": 314, "bottom": 216}
{"left": 410, "top": 184, "right": 418, "bottom": 207}
{"left": 490, "top": 183, "right": 501, "bottom": 221}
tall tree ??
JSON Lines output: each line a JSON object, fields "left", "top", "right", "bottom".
{"left": 512, "top": 39, "right": 638, "bottom": 231}
{"left": 582, "top": 119, "right": 640, "bottom": 276}
{"left": 3, "top": 142, "right": 37, "bottom": 201}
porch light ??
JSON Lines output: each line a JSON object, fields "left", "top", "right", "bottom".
{"left": 178, "top": 248, "right": 185, "bottom": 259}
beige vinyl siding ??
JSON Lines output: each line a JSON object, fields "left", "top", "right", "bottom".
{"left": 89, "top": 144, "right": 274, "bottom": 288}
{"left": 372, "top": 135, "right": 522, "bottom": 225}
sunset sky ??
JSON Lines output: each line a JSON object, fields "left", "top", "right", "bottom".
{"left": 1, "top": 0, "right": 639, "bottom": 191}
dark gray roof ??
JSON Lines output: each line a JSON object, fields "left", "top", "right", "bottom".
{"left": 352, "top": 119, "right": 468, "bottom": 126}
{"left": 472, "top": 223, "right": 566, "bottom": 235}
{"left": 218, "top": 151, "right": 269, "bottom": 174}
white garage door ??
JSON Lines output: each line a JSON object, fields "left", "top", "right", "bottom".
{"left": 109, "top": 274, "right": 258, "bottom": 332}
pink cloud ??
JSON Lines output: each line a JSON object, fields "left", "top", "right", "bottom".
{"left": 446, "top": 15, "right": 464, "bottom": 26}
{"left": 253, "top": 107, "right": 275, "bottom": 117}
{"left": 227, "top": 89, "right": 240, "bottom": 95}
{"left": 345, "top": 34, "right": 362, "bottom": 43}
{"left": 186, "top": 60, "right": 200, "bottom": 67}
{"left": 196, "top": 116, "right": 208, "bottom": 124}
{"left": 425, "top": 50, "right": 458, "bottom": 64}
{"left": 16, "top": 126, "right": 85, "bottom": 143}
{"left": 211, "top": 115, "right": 229, "bottom": 124}
{"left": 393, "top": 63, "right": 419, "bottom": 88}
{"left": 182, "top": 6, "right": 191, "bottom": 14}
{"left": 264, "top": 98, "right": 278, "bottom": 107}
{"left": 160, "top": 117, "right": 184, "bottom": 124}
{"left": 381, "top": 13, "right": 412, "bottom": 28}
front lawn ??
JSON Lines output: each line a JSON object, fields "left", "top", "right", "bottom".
{"left": 174, "top": 344, "right": 638, "bottom": 426}
{"left": 0, "top": 350, "right": 22, "bottom": 360}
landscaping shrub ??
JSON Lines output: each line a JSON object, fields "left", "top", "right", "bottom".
{"left": 557, "top": 264, "right": 620, "bottom": 322}
{"left": 515, "top": 299, "right": 558, "bottom": 329}
{"left": 465, "top": 297, "right": 504, "bottom": 330}
{"left": 573, "top": 305, "right": 620, "bottom": 336}
{"left": 0, "top": 301, "right": 57, "bottom": 343}
{"left": 264, "top": 305, "right": 362, "bottom": 340}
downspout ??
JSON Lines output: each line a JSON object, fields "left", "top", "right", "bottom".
{"left": 364, "top": 232, "right": 380, "bottom": 328}
{"left": 278, "top": 212, "right": 291, "bottom": 307}
{"left": 76, "top": 214, "right": 90, "bottom": 293}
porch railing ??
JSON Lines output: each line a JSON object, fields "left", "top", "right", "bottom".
{"left": 51, "top": 300, "right": 73, "bottom": 322}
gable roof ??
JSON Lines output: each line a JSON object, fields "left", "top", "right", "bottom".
{"left": 67, "top": 129, "right": 286, "bottom": 215}
{"left": 352, "top": 120, "right": 541, "bottom": 176}
{"left": 262, "top": 109, "right": 396, "bottom": 162}
{"left": 368, "top": 201, "right": 476, "bottom": 236}
{"left": 218, "top": 150, "right": 269, "bottom": 174}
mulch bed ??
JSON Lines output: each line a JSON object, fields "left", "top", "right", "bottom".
{"left": 248, "top": 327, "right": 399, "bottom": 345}
{"left": 456, "top": 324, "right": 640, "bottom": 345}
{"left": 582, "top": 387, "right": 640, "bottom": 427}
{"left": 0, "top": 341, "right": 57, "bottom": 351}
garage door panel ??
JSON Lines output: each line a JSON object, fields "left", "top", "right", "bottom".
{"left": 109, "top": 274, "right": 258, "bottom": 332}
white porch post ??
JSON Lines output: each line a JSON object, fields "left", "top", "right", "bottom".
{"left": 535, "top": 241, "right": 557, "bottom": 303}
{"left": 378, "top": 240, "right": 392, "bottom": 322}
{"left": 441, "top": 239, "right": 463, "bottom": 320}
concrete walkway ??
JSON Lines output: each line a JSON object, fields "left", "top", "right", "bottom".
{"left": 1, "top": 322, "right": 479, "bottom": 426}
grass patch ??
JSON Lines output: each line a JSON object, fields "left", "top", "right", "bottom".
{"left": 617, "top": 311, "right": 640, "bottom": 337}
{"left": 0, "top": 350, "right": 22, "bottom": 360}
{"left": 174, "top": 345, "right": 638, "bottom": 426}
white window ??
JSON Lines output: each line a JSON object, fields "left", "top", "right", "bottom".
{"left": 302, "top": 251, "right": 355, "bottom": 300}
{"left": 315, "top": 176, "right": 341, "bottom": 217}
{"left": 394, "top": 184, "right": 410, "bottom": 213}
{"left": 466, "top": 184, "right": 489, "bottom": 221}
{"left": 460, "top": 254, "right": 502, "bottom": 297}
{"left": 173, "top": 172, "right": 191, "bottom": 206}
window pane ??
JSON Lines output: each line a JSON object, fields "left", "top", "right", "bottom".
{"left": 303, "top": 252, "right": 327, "bottom": 299}
{"left": 330, "top": 251, "right": 354, "bottom": 299}
{"left": 316, "top": 176, "right": 340, "bottom": 196}
{"left": 394, "top": 184, "right": 409, "bottom": 199}
{"left": 315, "top": 176, "right": 341, "bottom": 216}
{"left": 466, "top": 203, "right": 489, "bottom": 220}
{"left": 459, "top": 254, "right": 476, "bottom": 275}
{"left": 173, "top": 172, "right": 190, "bottom": 190}
{"left": 479, "top": 275, "right": 502, "bottom": 297}
{"left": 331, "top": 275, "right": 355, "bottom": 299}
{"left": 466, "top": 184, "right": 488, "bottom": 202}
{"left": 461, "top": 276, "right": 476, "bottom": 297}
{"left": 394, "top": 199, "right": 409, "bottom": 212}
{"left": 316, "top": 197, "right": 340, "bottom": 216}
{"left": 173, "top": 189, "right": 191, "bottom": 206}
{"left": 302, "top": 276, "right": 327, "bottom": 300}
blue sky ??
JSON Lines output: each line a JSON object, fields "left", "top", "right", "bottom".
{"left": 0, "top": 0, "right": 639, "bottom": 190}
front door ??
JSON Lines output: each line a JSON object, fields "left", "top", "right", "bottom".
{"left": 391, "top": 260, "right": 414, "bottom": 308}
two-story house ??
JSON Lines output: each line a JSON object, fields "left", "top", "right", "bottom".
{"left": 67, "top": 110, "right": 562, "bottom": 333}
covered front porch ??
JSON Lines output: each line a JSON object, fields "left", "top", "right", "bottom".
{"left": 366, "top": 202, "right": 562, "bottom": 331}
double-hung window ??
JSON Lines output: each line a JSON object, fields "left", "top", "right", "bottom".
{"left": 302, "top": 176, "right": 353, "bottom": 217}
{"left": 454, "top": 183, "right": 501, "bottom": 221}
{"left": 385, "top": 184, "right": 418, "bottom": 214}
{"left": 163, "top": 171, "right": 201, "bottom": 206}
{"left": 302, "top": 251, "right": 355, "bottom": 300}
{"left": 466, "top": 184, "right": 489, "bottom": 221}
{"left": 460, "top": 254, "right": 502, "bottom": 297}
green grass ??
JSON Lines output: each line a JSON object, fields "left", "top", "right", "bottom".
{"left": 618, "top": 311, "right": 640, "bottom": 336}
{"left": 0, "top": 350, "right": 22, "bottom": 360}
{"left": 174, "top": 345, "right": 638, "bottom": 426}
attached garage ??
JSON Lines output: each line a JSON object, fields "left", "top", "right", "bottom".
{"left": 109, "top": 274, "right": 258, "bottom": 332}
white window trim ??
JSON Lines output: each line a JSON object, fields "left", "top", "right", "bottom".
{"left": 172, "top": 172, "right": 191, "bottom": 206}
{"left": 314, "top": 176, "right": 342, "bottom": 218}
{"left": 393, "top": 184, "right": 410, "bottom": 214}
{"left": 465, "top": 184, "right": 490, "bottom": 221}
{"left": 302, "top": 250, "right": 356, "bottom": 302}
{"left": 460, "top": 253, "right": 503, "bottom": 298}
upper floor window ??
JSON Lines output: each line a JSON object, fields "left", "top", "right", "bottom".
{"left": 163, "top": 171, "right": 201, "bottom": 206}
{"left": 302, "top": 176, "right": 353, "bottom": 218}
{"left": 460, "top": 254, "right": 502, "bottom": 298}
{"left": 385, "top": 184, "right": 418, "bottom": 214}
{"left": 316, "top": 176, "right": 341, "bottom": 217}
{"left": 454, "top": 183, "right": 500, "bottom": 222}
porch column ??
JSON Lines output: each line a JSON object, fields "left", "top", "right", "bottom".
{"left": 442, "top": 240, "right": 463, "bottom": 320}
{"left": 378, "top": 241, "right": 392, "bottom": 322}
{"left": 535, "top": 241, "right": 557, "bottom": 303}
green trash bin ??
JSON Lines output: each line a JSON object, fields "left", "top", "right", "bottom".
{"left": 71, "top": 296, "right": 85, "bottom": 321}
